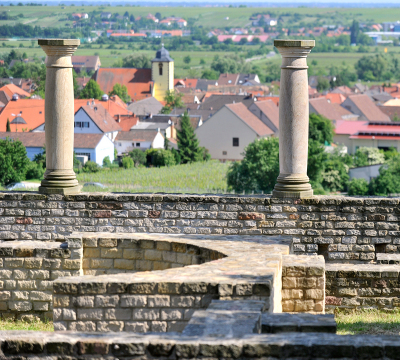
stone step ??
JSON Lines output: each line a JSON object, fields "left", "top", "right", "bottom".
{"left": 261, "top": 313, "right": 337, "bottom": 334}
{"left": 182, "top": 300, "right": 264, "bottom": 338}
{"left": 376, "top": 253, "right": 400, "bottom": 264}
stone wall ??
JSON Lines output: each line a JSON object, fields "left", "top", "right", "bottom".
{"left": 0, "top": 241, "right": 81, "bottom": 321}
{"left": 325, "top": 263, "right": 400, "bottom": 311}
{"left": 282, "top": 255, "right": 325, "bottom": 313}
{"left": 0, "top": 193, "right": 399, "bottom": 263}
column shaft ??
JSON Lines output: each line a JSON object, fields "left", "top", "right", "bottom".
{"left": 273, "top": 40, "right": 315, "bottom": 199}
{"left": 38, "top": 39, "right": 81, "bottom": 195}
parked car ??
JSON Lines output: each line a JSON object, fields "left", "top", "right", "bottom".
{"left": 6, "top": 182, "right": 28, "bottom": 190}
{"left": 83, "top": 182, "right": 106, "bottom": 189}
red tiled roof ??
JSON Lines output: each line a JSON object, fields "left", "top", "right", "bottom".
{"left": 93, "top": 68, "right": 152, "bottom": 102}
{"left": 174, "top": 78, "right": 198, "bottom": 88}
{"left": 77, "top": 103, "right": 122, "bottom": 133}
{"left": 0, "top": 99, "right": 44, "bottom": 132}
{"left": 218, "top": 73, "right": 239, "bottom": 86}
{"left": 310, "top": 98, "right": 354, "bottom": 121}
{"left": 253, "top": 100, "right": 279, "bottom": 130}
{"left": 344, "top": 94, "right": 390, "bottom": 121}
{"left": 325, "top": 93, "right": 346, "bottom": 104}
{"left": 74, "top": 98, "right": 131, "bottom": 118}
{"left": 0, "top": 84, "right": 31, "bottom": 98}
{"left": 256, "top": 97, "right": 279, "bottom": 106}
{"left": 226, "top": 102, "right": 273, "bottom": 136}
{"left": 116, "top": 115, "right": 139, "bottom": 132}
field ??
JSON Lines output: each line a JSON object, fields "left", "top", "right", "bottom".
{"left": 3, "top": 6, "right": 400, "bottom": 29}
{"left": 76, "top": 160, "right": 231, "bottom": 194}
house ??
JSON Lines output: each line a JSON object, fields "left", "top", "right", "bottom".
{"left": 334, "top": 120, "right": 400, "bottom": 154}
{"left": 74, "top": 96, "right": 132, "bottom": 119}
{"left": 130, "top": 121, "right": 172, "bottom": 139}
{"left": 174, "top": 78, "right": 198, "bottom": 89}
{"left": 218, "top": 74, "right": 239, "bottom": 86}
{"left": 238, "top": 73, "right": 260, "bottom": 85}
{"left": 101, "top": 12, "right": 112, "bottom": 19}
{"left": 115, "top": 115, "right": 139, "bottom": 132}
{"left": 248, "top": 100, "right": 279, "bottom": 134}
{"left": 33, "top": 102, "right": 122, "bottom": 141}
{"left": 198, "top": 94, "right": 255, "bottom": 112}
{"left": 0, "top": 98, "right": 44, "bottom": 132}
{"left": 0, "top": 132, "right": 114, "bottom": 166}
{"left": 332, "top": 85, "right": 353, "bottom": 96}
{"left": 196, "top": 79, "right": 218, "bottom": 92}
{"left": 195, "top": 102, "right": 273, "bottom": 161}
{"left": 71, "top": 56, "right": 101, "bottom": 73}
{"left": 0, "top": 84, "right": 31, "bottom": 99}
{"left": 377, "top": 105, "right": 400, "bottom": 121}
{"left": 341, "top": 94, "right": 390, "bottom": 121}
{"left": 309, "top": 98, "right": 358, "bottom": 121}
{"left": 73, "top": 103, "right": 122, "bottom": 142}
{"left": 325, "top": 93, "right": 346, "bottom": 104}
{"left": 146, "top": 14, "right": 159, "bottom": 23}
{"left": 93, "top": 46, "right": 174, "bottom": 102}
{"left": 115, "top": 130, "right": 164, "bottom": 154}
{"left": 127, "top": 97, "right": 163, "bottom": 116}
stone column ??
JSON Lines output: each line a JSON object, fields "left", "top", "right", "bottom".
{"left": 272, "top": 40, "right": 315, "bottom": 199}
{"left": 38, "top": 39, "right": 81, "bottom": 195}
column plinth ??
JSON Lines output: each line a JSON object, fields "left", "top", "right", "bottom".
{"left": 38, "top": 39, "right": 81, "bottom": 195}
{"left": 272, "top": 39, "right": 315, "bottom": 199}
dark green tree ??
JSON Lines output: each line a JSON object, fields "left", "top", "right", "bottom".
{"left": 177, "top": 111, "right": 204, "bottom": 164}
{"left": 109, "top": 83, "right": 130, "bottom": 103}
{"left": 160, "top": 90, "right": 184, "bottom": 114}
{"left": 183, "top": 55, "right": 191, "bottom": 64}
{"left": 6, "top": 118, "right": 10, "bottom": 132}
{"left": 316, "top": 77, "right": 330, "bottom": 92}
{"left": 350, "top": 20, "right": 359, "bottom": 44}
{"left": 348, "top": 178, "right": 369, "bottom": 196}
{"left": 128, "top": 149, "right": 146, "bottom": 167}
{"left": 227, "top": 137, "right": 279, "bottom": 193}
{"left": 0, "top": 137, "right": 30, "bottom": 186}
{"left": 80, "top": 79, "right": 103, "bottom": 100}
{"left": 122, "top": 54, "right": 151, "bottom": 68}
{"left": 369, "top": 154, "right": 400, "bottom": 196}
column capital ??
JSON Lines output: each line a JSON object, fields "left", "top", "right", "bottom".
{"left": 39, "top": 39, "right": 79, "bottom": 68}
{"left": 274, "top": 39, "right": 315, "bottom": 48}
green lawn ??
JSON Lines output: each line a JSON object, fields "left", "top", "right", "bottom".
{"left": 336, "top": 309, "right": 400, "bottom": 335}
{"left": 76, "top": 160, "right": 231, "bottom": 194}
{"left": 0, "top": 319, "right": 53, "bottom": 331}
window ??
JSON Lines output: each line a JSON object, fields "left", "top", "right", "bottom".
{"left": 74, "top": 122, "right": 81, "bottom": 128}
{"left": 75, "top": 152, "right": 91, "bottom": 161}
{"left": 118, "top": 142, "right": 121, "bottom": 146}
{"left": 222, "top": 151, "right": 227, "bottom": 155}
{"left": 233, "top": 137, "right": 239, "bottom": 147}
{"left": 74, "top": 122, "right": 89, "bottom": 128}
{"left": 159, "top": 63, "right": 163, "bottom": 76}
{"left": 83, "top": 122, "right": 89, "bottom": 128}
{"left": 136, "top": 142, "right": 140, "bottom": 147}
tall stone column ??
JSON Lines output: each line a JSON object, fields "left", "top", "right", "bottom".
{"left": 38, "top": 39, "right": 81, "bottom": 195}
{"left": 272, "top": 40, "right": 315, "bottom": 199}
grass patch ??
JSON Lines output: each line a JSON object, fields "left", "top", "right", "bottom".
{"left": 77, "top": 160, "right": 231, "bottom": 194}
{"left": 0, "top": 319, "right": 53, "bottom": 331}
{"left": 336, "top": 309, "right": 400, "bottom": 335}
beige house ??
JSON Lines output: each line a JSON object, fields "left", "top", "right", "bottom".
{"left": 195, "top": 102, "right": 274, "bottom": 161}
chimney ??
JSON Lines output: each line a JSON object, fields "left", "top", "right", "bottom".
{"left": 117, "top": 114, "right": 120, "bottom": 123}
{"left": 87, "top": 101, "right": 90, "bottom": 105}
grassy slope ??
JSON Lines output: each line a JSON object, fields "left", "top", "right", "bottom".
{"left": 76, "top": 160, "right": 231, "bottom": 194}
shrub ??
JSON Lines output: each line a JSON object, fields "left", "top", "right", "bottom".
{"left": 102, "top": 156, "right": 111, "bottom": 167}
{"left": 122, "top": 156, "right": 134, "bottom": 169}
{"left": 25, "top": 161, "right": 45, "bottom": 180}
{"left": 83, "top": 161, "right": 100, "bottom": 173}
{"left": 146, "top": 149, "right": 176, "bottom": 167}
{"left": 0, "top": 137, "right": 30, "bottom": 186}
{"left": 129, "top": 149, "right": 146, "bottom": 167}
{"left": 348, "top": 178, "right": 369, "bottom": 195}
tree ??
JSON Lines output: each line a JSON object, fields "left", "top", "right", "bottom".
{"left": 200, "top": 58, "right": 206, "bottom": 65}
{"left": 155, "top": 12, "right": 162, "bottom": 20}
{"left": 122, "top": 54, "right": 151, "bottom": 68}
{"left": 80, "top": 79, "right": 103, "bottom": 100}
{"left": 177, "top": 111, "right": 204, "bottom": 164}
{"left": 227, "top": 137, "right": 279, "bottom": 193}
{"left": 72, "top": 68, "right": 80, "bottom": 99}
{"left": 83, "top": 160, "right": 101, "bottom": 173}
{"left": 129, "top": 149, "right": 146, "bottom": 167}
{"left": 6, "top": 118, "right": 10, "bottom": 132}
{"left": 201, "top": 68, "right": 219, "bottom": 80}
{"left": 160, "top": 90, "right": 184, "bottom": 114}
{"left": 183, "top": 55, "right": 191, "bottom": 64}
{"left": 109, "top": 83, "right": 130, "bottom": 103}
{"left": 369, "top": 154, "right": 400, "bottom": 195}
{"left": 353, "top": 147, "right": 385, "bottom": 167}
{"left": 350, "top": 20, "right": 359, "bottom": 44}
{"left": 122, "top": 156, "right": 134, "bottom": 169}
{"left": 355, "top": 54, "right": 389, "bottom": 81}
{"left": 309, "top": 113, "right": 334, "bottom": 145}
{"left": 102, "top": 156, "right": 111, "bottom": 167}
{"left": 0, "top": 137, "right": 30, "bottom": 186}
{"left": 348, "top": 178, "right": 369, "bottom": 196}
{"left": 146, "top": 149, "right": 176, "bottom": 167}
{"left": 316, "top": 77, "right": 330, "bottom": 92}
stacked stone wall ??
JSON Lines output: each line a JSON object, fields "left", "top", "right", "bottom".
{"left": 325, "top": 263, "right": 400, "bottom": 311}
{"left": 0, "top": 241, "right": 81, "bottom": 321}
{"left": 0, "top": 193, "right": 399, "bottom": 263}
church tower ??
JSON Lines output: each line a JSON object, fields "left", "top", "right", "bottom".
{"left": 152, "top": 45, "right": 174, "bottom": 102}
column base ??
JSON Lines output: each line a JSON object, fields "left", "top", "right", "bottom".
{"left": 39, "top": 169, "right": 81, "bottom": 195}
{"left": 273, "top": 173, "right": 314, "bottom": 199}
{"left": 39, "top": 185, "right": 81, "bottom": 195}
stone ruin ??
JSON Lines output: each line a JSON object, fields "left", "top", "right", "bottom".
{"left": 0, "top": 39, "right": 400, "bottom": 359}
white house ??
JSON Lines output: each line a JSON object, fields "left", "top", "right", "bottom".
{"left": 0, "top": 132, "right": 114, "bottom": 166}
{"left": 34, "top": 103, "right": 122, "bottom": 142}
{"left": 115, "top": 129, "right": 164, "bottom": 154}
{"left": 195, "top": 102, "right": 274, "bottom": 161}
